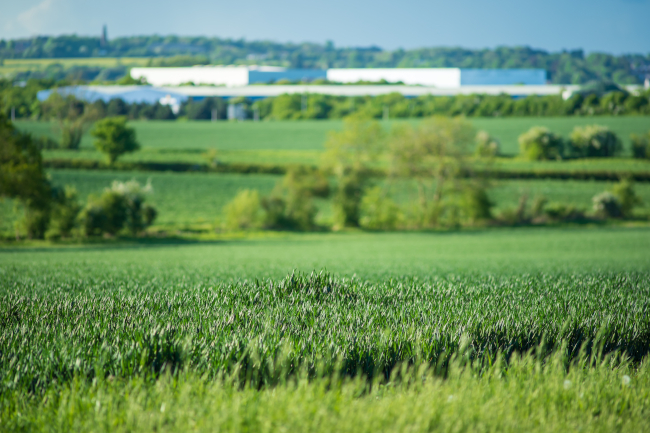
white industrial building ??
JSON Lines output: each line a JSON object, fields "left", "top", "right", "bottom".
{"left": 130, "top": 66, "right": 547, "bottom": 88}
{"left": 326, "top": 68, "right": 546, "bottom": 87}
{"left": 130, "top": 65, "right": 327, "bottom": 87}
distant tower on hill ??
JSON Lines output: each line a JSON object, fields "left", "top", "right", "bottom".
{"left": 100, "top": 25, "right": 108, "bottom": 47}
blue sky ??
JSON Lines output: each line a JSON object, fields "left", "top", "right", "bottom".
{"left": 1, "top": 0, "right": 649, "bottom": 54}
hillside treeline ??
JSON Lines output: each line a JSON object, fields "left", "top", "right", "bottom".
{"left": 6, "top": 81, "right": 648, "bottom": 123}
{"left": 1, "top": 35, "right": 649, "bottom": 84}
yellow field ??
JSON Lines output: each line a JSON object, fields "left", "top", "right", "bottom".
{"left": 0, "top": 57, "right": 151, "bottom": 76}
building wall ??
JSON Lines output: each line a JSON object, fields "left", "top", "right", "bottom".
{"left": 248, "top": 69, "right": 327, "bottom": 84}
{"left": 130, "top": 66, "right": 250, "bottom": 87}
{"left": 459, "top": 69, "right": 546, "bottom": 85}
{"left": 327, "top": 68, "right": 461, "bottom": 87}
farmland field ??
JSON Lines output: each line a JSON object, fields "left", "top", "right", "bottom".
{"left": 15, "top": 116, "right": 650, "bottom": 156}
{"left": 0, "top": 57, "right": 151, "bottom": 76}
{"left": 1, "top": 228, "right": 650, "bottom": 431}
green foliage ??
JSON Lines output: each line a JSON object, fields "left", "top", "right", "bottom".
{"left": 262, "top": 167, "right": 328, "bottom": 231}
{"left": 592, "top": 192, "right": 623, "bottom": 218}
{"left": 80, "top": 179, "right": 156, "bottom": 236}
{"left": 475, "top": 130, "right": 500, "bottom": 157}
{"left": 611, "top": 178, "right": 642, "bottom": 217}
{"left": 0, "top": 115, "right": 52, "bottom": 238}
{"left": 569, "top": 125, "right": 622, "bottom": 158}
{"left": 2, "top": 37, "right": 649, "bottom": 85}
{"left": 518, "top": 126, "right": 564, "bottom": 160}
{"left": 223, "top": 189, "right": 263, "bottom": 230}
{"left": 542, "top": 202, "right": 585, "bottom": 222}
{"left": 323, "top": 119, "right": 385, "bottom": 228}
{"left": 91, "top": 116, "right": 139, "bottom": 164}
{"left": 389, "top": 116, "right": 479, "bottom": 227}
{"left": 2, "top": 358, "right": 649, "bottom": 432}
{"left": 41, "top": 93, "right": 102, "bottom": 149}
{"left": 631, "top": 131, "right": 650, "bottom": 159}
{"left": 46, "top": 186, "right": 81, "bottom": 238}
{"left": 459, "top": 184, "right": 493, "bottom": 223}
{"left": 359, "top": 186, "right": 401, "bottom": 230}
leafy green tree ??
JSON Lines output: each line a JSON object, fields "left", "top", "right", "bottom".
{"left": 389, "top": 116, "right": 476, "bottom": 226}
{"left": 569, "top": 125, "right": 622, "bottom": 158}
{"left": 0, "top": 115, "right": 52, "bottom": 238}
{"left": 47, "top": 186, "right": 81, "bottom": 239}
{"left": 518, "top": 127, "right": 564, "bottom": 160}
{"left": 91, "top": 116, "right": 140, "bottom": 164}
{"left": 322, "top": 119, "right": 384, "bottom": 228}
{"left": 41, "top": 93, "right": 101, "bottom": 149}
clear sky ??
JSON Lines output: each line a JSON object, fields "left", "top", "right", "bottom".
{"left": 1, "top": 0, "right": 649, "bottom": 54}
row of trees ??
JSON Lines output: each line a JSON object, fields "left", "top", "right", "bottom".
{"left": 518, "top": 124, "right": 650, "bottom": 160}
{"left": 2, "top": 36, "right": 648, "bottom": 84}
{"left": 255, "top": 89, "right": 650, "bottom": 119}
{"left": 222, "top": 118, "right": 645, "bottom": 232}
{"left": 223, "top": 117, "right": 495, "bottom": 232}
{"left": 3, "top": 77, "right": 650, "bottom": 123}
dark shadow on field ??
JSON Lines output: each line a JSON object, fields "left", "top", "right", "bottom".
{"left": 1, "top": 225, "right": 648, "bottom": 255}
{"left": 0, "top": 236, "right": 227, "bottom": 254}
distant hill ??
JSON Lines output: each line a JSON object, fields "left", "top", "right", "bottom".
{"left": 1, "top": 35, "right": 649, "bottom": 85}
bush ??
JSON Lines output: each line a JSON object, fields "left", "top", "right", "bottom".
{"left": 569, "top": 125, "right": 622, "bottom": 158}
{"left": 34, "top": 136, "right": 59, "bottom": 150}
{"left": 262, "top": 167, "right": 328, "bottom": 231}
{"left": 518, "top": 127, "right": 564, "bottom": 160}
{"left": 359, "top": 187, "right": 401, "bottom": 230}
{"left": 475, "top": 130, "right": 500, "bottom": 157}
{"left": 592, "top": 192, "right": 623, "bottom": 218}
{"left": 223, "top": 189, "right": 263, "bottom": 231}
{"left": 80, "top": 180, "right": 156, "bottom": 237}
{"left": 631, "top": 132, "right": 650, "bottom": 159}
{"left": 543, "top": 202, "right": 585, "bottom": 222}
{"left": 459, "top": 185, "right": 493, "bottom": 223}
{"left": 611, "top": 179, "right": 641, "bottom": 217}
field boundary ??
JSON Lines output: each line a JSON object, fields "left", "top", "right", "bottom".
{"left": 43, "top": 158, "right": 650, "bottom": 182}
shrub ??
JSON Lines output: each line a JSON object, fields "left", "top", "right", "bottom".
{"left": 592, "top": 192, "right": 623, "bottom": 218}
{"left": 459, "top": 185, "right": 493, "bottom": 223}
{"left": 569, "top": 125, "right": 622, "bottom": 158}
{"left": 359, "top": 187, "right": 401, "bottom": 230}
{"left": 631, "top": 132, "right": 650, "bottom": 159}
{"left": 262, "top": 167, "right": 327, "bottom": 231}
{"left": 543, "top": 202, "right": 585, "bottom": 222}
{"left": 611, "top": 179, "right": 641, "bottom": 217}
{"left": 223, "top": 189, "right": 263, "bottom": 231}
{"left": 475, "top": 130, "right": 500, "bottom": 157}
{"left": 80, "top": 180, "right": 156, "bottom": 237}
{"left": 518, "top": 127, "right": 564, "bottom": 160}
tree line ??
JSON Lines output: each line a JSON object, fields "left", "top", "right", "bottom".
{"left": 221, "top": 118, "right": 646, "bottom": 233}
{"left": 2, "top": 112, "right": 648, "bottom": 240}
{"left": 0, "top": 114, "right": 154, "bottom": 239}
{"left": 2, "top": 36, "right": 649, "bottom": 84}
{"left": 3, "top": 78, "right": 649, "bottom": 126}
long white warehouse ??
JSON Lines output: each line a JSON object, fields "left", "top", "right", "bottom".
{"left": 326, "top": 68, "right": 546, "bottom": 87}
{"left": 130, "top": 65, "right": 327, "bottom": 87}
{"left": 130, "top": 66, "right": 547, "bottom": 87}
